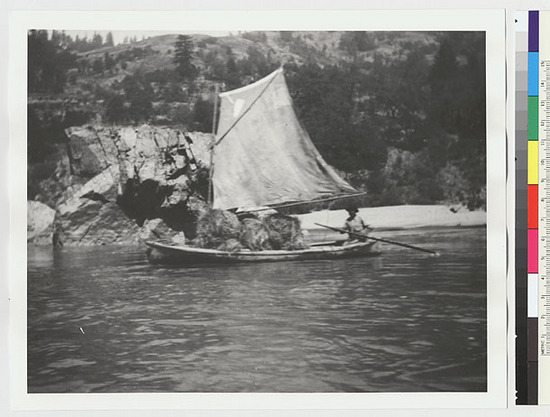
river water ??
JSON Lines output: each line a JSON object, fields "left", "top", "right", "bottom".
{"left": 27, "top": 227, "right": 486, "bottom": 393}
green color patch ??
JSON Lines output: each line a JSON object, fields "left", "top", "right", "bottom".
{"left": 528, "top": 96, "right": 539, "bottom": 140}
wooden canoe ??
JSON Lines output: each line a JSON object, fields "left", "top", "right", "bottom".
{"left": 145, "top": 239, "right": 381, "bottom": 265}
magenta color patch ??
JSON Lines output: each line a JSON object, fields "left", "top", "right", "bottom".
{"left": 528, "top": 229, "right": 538, "bottom": 273}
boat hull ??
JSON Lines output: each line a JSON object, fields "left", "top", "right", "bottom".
{"left": 145, "top": 240, "right": 381, "bottom": 266}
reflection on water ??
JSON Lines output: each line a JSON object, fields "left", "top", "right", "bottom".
{"left": 27, "top": 227, "right": 486, "bottom": 393}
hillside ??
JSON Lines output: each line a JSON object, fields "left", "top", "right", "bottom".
{"left": 28, "top": 29, "right": 486, "bottom": 211}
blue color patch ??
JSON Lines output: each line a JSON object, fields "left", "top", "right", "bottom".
{"left": 528, "top": 52, "right": 539, "bottom": 96}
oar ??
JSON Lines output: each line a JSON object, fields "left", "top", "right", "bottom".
{"left": 314, "top": 223, "right": 440, "bottom": 257}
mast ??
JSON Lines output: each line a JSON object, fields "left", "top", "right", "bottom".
{"left": 207, "top": 83, "right": 219, "bottom": 206}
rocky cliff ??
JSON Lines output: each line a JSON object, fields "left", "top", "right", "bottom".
{"left": 28, "top": 125, "right": 213, "bottom": 246}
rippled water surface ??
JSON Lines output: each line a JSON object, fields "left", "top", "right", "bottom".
{"left": 27, "top": 227, "right": 486, "bottom": 393}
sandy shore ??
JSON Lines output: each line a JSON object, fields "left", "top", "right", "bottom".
{"left": 297, "top": 205, "right": 486, "bottom": 231}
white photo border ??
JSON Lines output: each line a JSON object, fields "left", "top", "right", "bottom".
{"left": 9, "top": 9, "right": 507, "bottom": 410}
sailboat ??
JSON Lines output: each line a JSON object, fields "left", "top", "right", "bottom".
{"left": 146, "top": 67, "right": 381, "bottom": 265}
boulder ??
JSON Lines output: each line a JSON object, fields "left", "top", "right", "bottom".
{"left": 27, "top": 201, "right": 55, "bottom": 245}
{"left": 65, "top": 126, "right": 104, "bottom": 177}
{"left": 30, "top": 147, "right": 78, "bottom": 209}
{"left": 54, "top": 200, "right": 142, "bottom": 246}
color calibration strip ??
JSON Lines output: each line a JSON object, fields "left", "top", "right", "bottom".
{"left": 519, "top": 10, "right": 550, "bottom": 405}
{"left": 515, "top": 10, "right": 530, "bottom": 405}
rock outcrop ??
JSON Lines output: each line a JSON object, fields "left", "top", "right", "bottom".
{"left": 28, "top": 124, "right": 213, "bottom": 246}
{"left": 27, "top": 201, "right": 56, "bottom": 246}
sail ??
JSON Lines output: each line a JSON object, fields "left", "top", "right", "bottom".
{"left": 212, "top": 67, "right": 357, "bottom": 210}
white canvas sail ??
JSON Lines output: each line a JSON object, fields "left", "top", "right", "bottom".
{"left": 212, "top": 67, "right": 358, "bottom": 210}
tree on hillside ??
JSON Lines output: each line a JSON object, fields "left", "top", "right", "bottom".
{"left": 104, "top": 95, "right": 128, "bottom": 124}
{"left": 426, "top": 31, "right": 486, "bottom": 208}
{"left": 28, "top": 30, "right": 77, "bottom": 94}
{"left": 280, "top": 31, "right": 293, "bottom": 42}
{"left": 192, "top": 98, "right": 215, "bottom": 132}
{"left": 50, "top": 30, "right": 62, "bottom": 47}
{"left": 339, "top": 32, "right": 376, "bottom": 56}
{"left": 173, "top": 35, "right": 197, "bottom": 81}
{"left": 428, "top": 32, "right": 486, "bottom": 157}
{"left": 92, "top": 58, "right": 104, "bottom": 74}
{"left": 287, "top": 62, "right": 386, "bottom": 172}
{"left": 365, "top": 49, "right": 432, "bottom": 151}
{"left": 104, "top": 52, "right": 115, "bottom": 72}
{"left": 105, "top": 32, "right": 115, "bottom": 47}
{"left": 225, "top": 49, "right": 241, "bottom": 88}
{"left": 239, "top": 46, "right": 277, "bottom": 81}
{"left": 91, "top": 33, "right": 103, "bottom": 49}
{"left": 121, "top": 74, "right": 154, "bottom": 123}
{"left": 242, "top": 31, "right": 268, "bottom": 43}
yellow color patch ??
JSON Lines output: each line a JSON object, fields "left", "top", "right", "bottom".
{"left": 528, "top": 140, "right": 539, "bottom": 185}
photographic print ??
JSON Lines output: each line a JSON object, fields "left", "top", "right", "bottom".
{"left": 11, "top": 9, "right": 506, "bottom": 410}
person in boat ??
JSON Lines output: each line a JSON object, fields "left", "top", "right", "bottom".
{"left": 342, "top": 207, "right": 372, "bottom": 242}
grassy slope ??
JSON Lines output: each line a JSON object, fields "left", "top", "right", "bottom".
{"left": 63, "top": 31, "right": 439, "bottom": 94}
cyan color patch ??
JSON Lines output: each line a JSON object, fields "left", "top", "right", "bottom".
{"left": 528, "top": 52, "right": 539, "bottom": 96}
